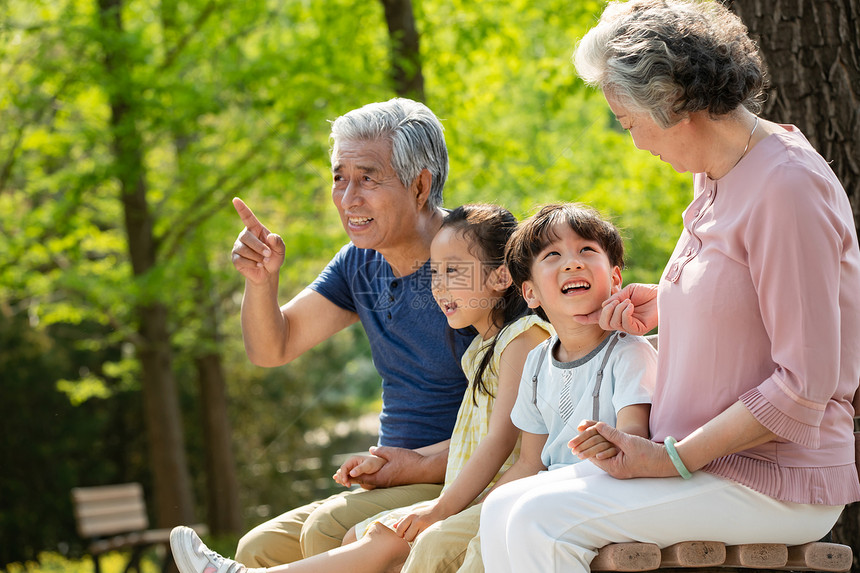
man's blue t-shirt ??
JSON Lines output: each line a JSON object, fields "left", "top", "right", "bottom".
{"left": 309, "top": 243, "right": 472, "bottom": 449}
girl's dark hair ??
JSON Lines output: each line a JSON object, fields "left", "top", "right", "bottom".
{"left": 442, "top": 204, "right": 530, "bottom": 405}
{"left": 505, "top": 203, "right": 624, "bottom": 321}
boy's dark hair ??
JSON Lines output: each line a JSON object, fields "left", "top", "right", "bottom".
{"left": 505, "top": 203, "right": 625, "bottom": 321}
{"left": 442, "top": 204, "right": 530, "bottom": 405}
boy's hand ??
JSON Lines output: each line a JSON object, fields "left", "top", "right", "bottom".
{"left": 231, "top": 197, "right": 286, "bottom": 285}
{"left": 575, "top": 422, "right": 677, "bottom": 480}
{"left": 333, "top": 453, "right": 388, "bottom": 489}
{"left": 569, "top": 420, "right": 618, "bottom": 460}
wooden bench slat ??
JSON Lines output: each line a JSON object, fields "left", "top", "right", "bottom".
{"left": 592, "top": 543, "right": 662, "bottom": 572}
{"left": 74, "top": 498, "right": 147, "bottom": 520}
{"left": 722, "top": 544, "right": 788, "bottom": 568}
{"left": 77, "top": 514, "right": 149, "bottom": 538}
{"left": 660, "top": 541, "right": 726, "bottom": 568}
{"left": 780, "top": 542, "right": 853, "bottom": 572}
{"left": 72, "top": 483, "right": 143, "bottom": 503}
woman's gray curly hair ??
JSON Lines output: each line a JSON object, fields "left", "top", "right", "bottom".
{"left": 573, "top": 0, "right": 767, "bottom": 128}
{"left": 330, "top": 98, "right": 448, "bottom": 209}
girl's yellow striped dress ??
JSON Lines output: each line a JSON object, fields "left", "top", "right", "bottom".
{"left": 354, "top": 313, "right": 552, "bottom": 541}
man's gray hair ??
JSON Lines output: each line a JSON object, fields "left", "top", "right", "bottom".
{"left": 330, "top": 98, "right": 448, "bottom": 209}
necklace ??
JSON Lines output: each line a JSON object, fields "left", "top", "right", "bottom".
{"left": 733, "top": 115, "right": 759, "bottom": 169}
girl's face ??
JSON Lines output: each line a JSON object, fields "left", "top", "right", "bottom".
{"left": 603, "top": 90, "right": 697, "bottom": 174}
{"left": 430, "top": 226, "right": 505, "bottom": 339}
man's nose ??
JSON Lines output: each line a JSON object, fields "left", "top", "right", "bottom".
{"left": 341, "top": 179, "right": 361, "bottom": 208}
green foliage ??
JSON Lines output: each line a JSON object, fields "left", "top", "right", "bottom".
{"left": 0, "top": 309, "right": 144, "bottom": 565}
{"left": 2, "top": 551, "right": 160, "bottom": 573}
{"left": 1, "top": 0, "right": 693, "bottom": 564}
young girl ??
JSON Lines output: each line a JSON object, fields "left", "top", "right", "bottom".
{"left": 169, "top": 203, "right": 552, "bottom": 573}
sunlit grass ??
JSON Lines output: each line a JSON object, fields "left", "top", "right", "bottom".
{"left": 2, "top": 551, "right": 160, "bottom": 573}
{"left": 2, "top": 535, "right": 242, "bottom": 573}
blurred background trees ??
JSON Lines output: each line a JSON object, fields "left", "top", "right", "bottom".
{"left": 1, "top": 0, "right": 857, "bottom": 568}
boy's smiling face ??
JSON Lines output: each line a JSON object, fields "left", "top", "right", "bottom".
{"left": 521, "top": 224, "right": 622, "bottom": 324}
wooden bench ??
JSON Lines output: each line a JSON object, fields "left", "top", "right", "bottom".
{"left": 591, "top": 540, "right": 853, "bottom": 572}
{"left": 71, "top": 482, "right": 208, "bottom": 573}
{"left": 589, "top": 335, "right": 857, "bottom": 573}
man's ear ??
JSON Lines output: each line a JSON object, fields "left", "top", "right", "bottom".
{"left": 411, "top": 168, "right": 433, "bottom": 209}
{"left": 487, "top": 265, "right": 513, "bottom": 292}
{"left": 521, "top": 280, "right": 541, "bottom": 309}
{"left": 610, "top": 265, "right": 623, "bottom": 295}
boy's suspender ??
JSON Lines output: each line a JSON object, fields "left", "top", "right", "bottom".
{"left": 531, "top": 338, "right": 553, "bottom": 407}
{"left": 590, "top": 332, "right": 623, "bottom": 420}
{"left": 531, "top": 332, "right": 624, "bottom": 421}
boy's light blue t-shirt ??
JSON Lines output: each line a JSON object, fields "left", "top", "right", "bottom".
{"left": 511, "top": 332, "right": 656, "bottom": 470}
{"left": 310, "top": 243, "right": 472, "bottom": 449}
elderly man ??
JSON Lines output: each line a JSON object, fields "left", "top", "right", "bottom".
{"left": 231, "top": 98, "right": 472, "bottom": 567}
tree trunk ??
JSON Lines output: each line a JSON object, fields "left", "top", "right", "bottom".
{"left": 160, "top": 0, "right": 243, "bottom": 535}
{"left": 728, "top": 1, "right": 860, "bottom": 570}
{"left": 97, "top": 0, "right": 195, "bottom": 528}
{"left": 192, "top": 254, "right": 242, "bottom": 535}
{"left": 379, "top": 0, "right": 426, "bottom": 101}
{"left": 196, "top": 351, "right": 243, "bottom": 534}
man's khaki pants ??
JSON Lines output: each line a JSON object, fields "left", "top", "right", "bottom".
{"left": 235, "top": 484, "right": 442, "bottom": 567}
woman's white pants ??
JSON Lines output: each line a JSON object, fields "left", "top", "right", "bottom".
{"left": 479, "top": 461, "right": 843, "bottom": 573}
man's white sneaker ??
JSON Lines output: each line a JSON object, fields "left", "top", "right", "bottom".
{"left": 170, "top": 526, "right": 264, "bottom": 573}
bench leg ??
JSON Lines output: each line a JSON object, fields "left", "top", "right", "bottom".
{"left": 124, "top": 546, "right": 144, "bottom": 573}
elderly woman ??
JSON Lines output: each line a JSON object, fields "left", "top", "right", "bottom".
{"left": 479, "top": 1, "right": 860, "bottom": 571}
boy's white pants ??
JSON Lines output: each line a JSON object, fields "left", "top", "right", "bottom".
{"left": 479, "top": 461, "right": 842, "bottom": 573}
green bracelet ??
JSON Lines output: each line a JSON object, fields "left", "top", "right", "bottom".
{"left": 664, "top": 436, "right": 692, "bottom": 480}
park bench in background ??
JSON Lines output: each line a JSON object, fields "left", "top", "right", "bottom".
{"left": 587, "top": 335, "right": 857, "bottom": 573}
{"left": 71, "top": 482, "right": 208, "bottom": 573}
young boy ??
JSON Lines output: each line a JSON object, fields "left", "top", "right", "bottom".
{"left": 503, "top": 202, "right": 655, "bottom": 471}
{"left": 401, "top": 203, "right": 656, "bottom": 573}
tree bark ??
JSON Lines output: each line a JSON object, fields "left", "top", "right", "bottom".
{"left": 191, "top": 255, "right": 242, "bottom": 535}
{"left": 728, "top": 0, "right": 860, "bottom": 228}
{"left": 379, "top": 0, "right": 426, "bottom": 101}
{"left": 196, "top": 351, "right": 243, "bottom": 534}
{"left": 160, "top": 0, "right": 242, "bottom": 535}
{"left": 727, "top": 1, "right": 860, "bottom": 570}
{"left": 97, "top": 0, "right": 195, "bottom": 528}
